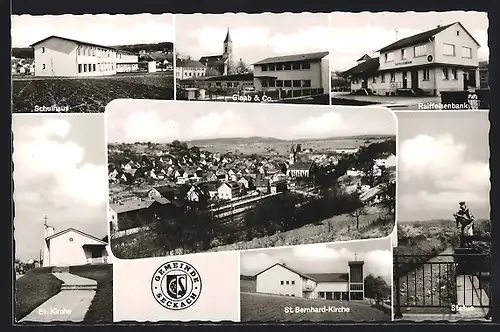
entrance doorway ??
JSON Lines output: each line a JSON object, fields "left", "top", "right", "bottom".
{"left": 361, "top": 79, "right": 368, "bottom": 89}
{"left": 411, "top": 70, "right": 419, "bottom": 89}
{"left": 463, "top": 69, "right": 477, "bottom": 90}
{"left": 402, "top": 72, "right": 408, "bottom": 89}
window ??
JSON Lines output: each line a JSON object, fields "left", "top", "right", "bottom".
{"left": 390, "top": 73, "right": 395, "bottom": 82}
{"left": 78, "top": 64, "right": 82, "bottom": 73}
{"left": 283, "top": 63, "right": 291, "bottom": 70}
{"left": 372, "top": 76, "right": 377, "bottom": 83}
{"left": 353, "top": 78, "right": 358, "bottom": 84}
{"left": 42, "top": 64, "right": 46, "bottom": 70}
{"left": 350, "top": 284, "right": 364, "bottom": 291}
{"left": 401, "top": 48, "right": 407, "bottom": 60}
{"left": 462, "top": 46, "right": 472, "bottom": 59}
{"left": 268, "top": 64, "right": 275, "bottom": 71}
{"left": 291, "top": 281, "right": 295, "bottom": 285}
{"left": 280, "top": 281, "right": 284, "bottom": 285}
{"left": 301, "top": 62, "right": 310, "bottom": 70}
{"left": 284, "top": 80, "right": 292, "bottom": 87}
{"left": 381, "top": 74, "right": 385, "bottom": 83}
{"left": 276, "top": 80, "right": 284, "bottom": 87}
{"left": 261, "top": 65, "right": 268, "bottom": 72}
{"left": 414, "top": 45, "right": 427, "bottom": 57}
{"left": 456, "top": 30, "right": 460, "bottom": 36}
{"left": 292, "top": 80, "right": 301, "bottom": 87}
{"left": 443, "top": 43, "right": 455, "bottom": 56}
{"left": 385, "top": 52, "right": 394, "bottom": 62}
{"left": 262, "top": 81, "right": 268, "bottom": 87}
{"left": 92, "top": 64, "right": 96, "bottom": 72}
{"left": 302, "top": 80, "right": 311, "bottom": 87}
{"left": 292, "top": 63, "right": 301, "bottom": 70}
{"left": 227, "top": 82, "right": 233, "bottom": 87}
{"left": 286, "top": 281, "right": 290, "bottom": 285}
{"left": 442, "top": 68, "right": 449, "bottom": 80}
{"left": 451, "top": 68, "right": 457, "bottom": 80}
{"left": 275, "top": 64, "right": 283, "bottom": 70}
{"left": 423, "top": 69, "right": 430, "bottom": 81}
{"left": 41, "top": 47, "right": 45, "bottom": 53}
{"left": 69, "top": 238, "right": 73, "bottom": 242}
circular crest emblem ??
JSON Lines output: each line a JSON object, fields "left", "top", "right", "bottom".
{"left": 151, "top": 260, "right": 202, "bottom": 310}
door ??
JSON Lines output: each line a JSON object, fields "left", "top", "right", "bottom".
{"left": 402, "top": 72, "right": 408, "bottom": 89}
{"left": 411, "top": 70, "right": 419, "bottom": 89}
{"left": 361, "top": 79, "right": 368, "bottom": 89}
{"left": 463, "top": 69, "right": 477, "bottom": 90}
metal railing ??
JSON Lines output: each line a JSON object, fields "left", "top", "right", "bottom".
{"left": 393, "top": 253, "right": 491, "bottom": 319}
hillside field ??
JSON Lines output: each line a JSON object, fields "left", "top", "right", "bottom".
{"left": 240, "top": 292, "right": 390, "bottom": 322}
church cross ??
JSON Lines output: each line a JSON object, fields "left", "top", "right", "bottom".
{"left": 44, "top": 215, "right": 48, "bottom": 226}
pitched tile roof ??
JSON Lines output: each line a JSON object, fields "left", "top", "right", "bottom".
{"left": 253, "top": 51, "right": 329, "bottom": 66}
{"left": 205, "top": 73, "right": 254, "bottom": 82}
{"left": 176, "top": 59, "right": 206, "bottom": 68}
{"left": 341, "top": 57, "right": 380, "bottom": 77}
{"left": 377, "top": 23, "right": 455, "bottom": 53}
{"left": 307, "top": 273, "right": 349, "bottom": 282}
{"left": 288, "top": 161, "right": 314, "bottom": 171}
{"left": 29, "top": 35, "right": 131, "bottom": 53}
{"left": 110, "top": 199, "right": 153, "bottom": 213}
{"left": 45, "top": 227, "right": 108, "bottom": 245}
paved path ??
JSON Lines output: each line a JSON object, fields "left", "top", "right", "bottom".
{"left": 19, "top": 272, "right": 97, "bottom": 323}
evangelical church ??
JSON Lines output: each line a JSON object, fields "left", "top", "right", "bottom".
{"left": 199, "top": 28, "right": 234, "bottom": 76}
{"left": 42, "top": 217, "right": 112, "bottom": 267}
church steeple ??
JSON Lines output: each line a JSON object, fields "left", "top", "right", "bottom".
{"left": 224, "top": 28, "right": 232, "bottom": 43}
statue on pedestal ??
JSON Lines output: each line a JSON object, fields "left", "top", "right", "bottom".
{"left": 453, "top": 201, "right": 475, "bottom": 247}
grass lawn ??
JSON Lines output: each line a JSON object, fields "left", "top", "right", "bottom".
{"left": 240, "top": 292, "right": 390, "bottom": 322}
{"left": 69, "top": 264, "right": 113, "bottom": 323}
{"left": 12, "top": 72, "right": 174, "bottom": 113}
{"left": 15, "top": 267, "right": 63, "bottom": 321}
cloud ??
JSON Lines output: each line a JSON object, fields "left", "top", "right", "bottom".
{"left": 270, "top": 27, "right": 330, "bottom": 54}
{"left": 291, "top": 112, "right": 347, "bottom": 136}
{"left": 399, "top": 133, "right": 490, "bottom": 214}
{"left": 124, "top": 111, "right": 180, "bottom": 141}
{"left": 13, "top": 119, "right": 107, "bottom": 207}
{"left": 191, "top": 111, "right": 253, "bottom": 137}
{"left": 188, "top": 27, "right": 270, "bottom": 55}
{"left": 472, "top": 29, "right": 489, "bottom": 61}
{"left": 329, "top": 27, "right": 422, "bottom": 70}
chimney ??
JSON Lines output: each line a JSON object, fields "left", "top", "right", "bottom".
{"left": 437, "top": 25, "right": 441, "bottom": 28}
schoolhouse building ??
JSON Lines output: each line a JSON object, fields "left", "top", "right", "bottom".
{"left": 176, "top": 59, "right": 207, "bottom": 80}
{"left": 342, "top": 22, "right": 481, "bottom": 96}
{"left": 252, "top": 51, "right": 330, "bottom": 98}
{"left": 30, "top": 35, "right": 139, "bottom": 77}
{"left": 254, "top": 259, "right": 365, "bottom": 301}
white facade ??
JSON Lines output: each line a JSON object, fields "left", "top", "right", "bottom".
{"left": 217, "top": 183, "right": 234, "bottom": 200}
{"left": 116, "top": 51, "right": 139, "bottom": 73}
{"left": 43, "top": 228, "right": 112, "bottom": 267}
{"left": 32, "top": 36, "right": 139, "bottom": 77}
{"left": 255, "top": 264, "right": 354, "bottom": 300}
{"left": 176, "top": 65, "right": 206, "bottom": 80}
{"left": 253, "top": 52, "right": 329, "bottom": 96}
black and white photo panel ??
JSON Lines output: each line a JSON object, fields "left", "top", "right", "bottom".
{"left": 11, "top": 14, "right": 175, "bottom": 113}
{"left": 105, "top": 100, "right": 396, "bottom": 260}
{"left": 394, "top": 111, "right": 491, "bottom": 322}
{"left": 174, "top": 13, "right": 330, "bottom": 105}
{"left": 239, "top": 237, "right": 393, "bottom": 322}
{"left": 13, "top": 114, "right": 113, "bottom": 323}
{"left": 329, "top": 11, "right": 489, "bottom": 111}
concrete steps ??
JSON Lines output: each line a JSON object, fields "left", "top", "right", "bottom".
{"left": 52, "top": 266, "right": 70, "bottom": 273}
{"left": 61, "top": 284, "right": 97, "bottom": 291}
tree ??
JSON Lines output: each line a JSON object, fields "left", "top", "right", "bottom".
{"left": 378, "top": 181, "right": 396, "bottom": 217}
{"left": 349, "top": 204, "right": 368, "bottom": 229}
{"left": 235, "top": 59, "right": 248, "bottom": 74}
{"left": 364, "top": 274, "right": 391, "bottom": 301}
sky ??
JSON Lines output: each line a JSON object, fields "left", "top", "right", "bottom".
{"left": 13, "top": 114, "right": 108, "bottom": 262}
{"left": 397, "top": 111, "right": 490, "bottom": 222}
{"left": 11, "top": 14, "right": 174, "bottom": 48}
{"left": 240, "top": 237, "right": 393, "bottom": 284}
{"left": 175, "top": 13, "right": 329, "bottom": 65}
{"left": 329, "top": 11, "right": 489, "bottom": 72}
{"left": 105, "top": 100, "right": 396, "bottom": 143}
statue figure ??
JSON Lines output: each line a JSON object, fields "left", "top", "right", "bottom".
{"left": 453, "top": 201, "right": 474, "bottom": 243}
